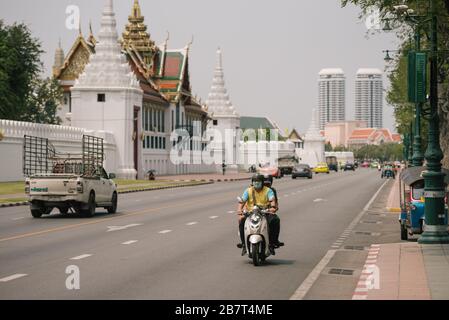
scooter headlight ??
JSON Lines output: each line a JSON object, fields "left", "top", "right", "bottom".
{"left": 251, "top": 214, "right": 261, "bottom": 224}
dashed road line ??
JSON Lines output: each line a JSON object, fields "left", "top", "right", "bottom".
{"left": 186, "top": 222, "right": 198, "bottom": 226}
{"left": 122, "top": 240, "right": 138, "bottom": 245}
{"left": 159, "top": 230, "right": 172, "bottom": 234}
{"left": 70, "top": 254, "right": 92, "bottom": 260}
{"left": 0, "top": 274, "right": 28, "bottom": 282}
{"left": 209, "top": 216, "right": 219, "bottom": 219}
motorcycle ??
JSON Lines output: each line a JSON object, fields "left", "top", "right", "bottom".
{"left": 240, "top": 205, "right": 272, "bottom": 266}
{"left": 382, "top": 168, "right": 395, "bottom": 179}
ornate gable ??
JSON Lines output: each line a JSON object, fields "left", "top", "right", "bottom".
{"left": 55, "top": 35, "right": 95, "bottom": 81}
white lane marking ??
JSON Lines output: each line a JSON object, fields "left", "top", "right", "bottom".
{"left": 209, "top": 216, "right": 219, "bottom": 219}
{"left": 227, "top": 211, "right": 235, "bottom": 214}
{"left": 135, "top": 200, "right": 142, "bottom": 202}
{"left": 122, "top": 240, "right": 138, "bottom": 245}
{"left": 70, "top": 254, "right": 92, "bottom": 260}
{"left": 107, "top": 224, "right": 142, "bottom": 232}
{"left": 313, "top": 198, "right": 324, "bottom": 202}
{"left": 0, "top": 274, "right": 28, "bottom": 282}
{"left": 12, "top": 217, "right": 25, "bottom": 221}
{"left": 290, "top": 250, "right": 337, "bottom": 300}
{"left": 186, "top": 222, "right": 198, "bottom": 226}
{"left": 159, "top": 230, "right": 172, "bottom": 234}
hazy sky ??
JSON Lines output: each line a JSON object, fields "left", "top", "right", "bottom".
{"left": 0, "top": 0, "right": 400, "bottom": 134}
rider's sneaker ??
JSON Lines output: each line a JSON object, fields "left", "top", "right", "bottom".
{"left": 273, "top": 241, "right": 284, "bottom": 248}
{"left": 269, "top": 245, "right": 276, "bottom": 255}
{"left": 241, "top": 246, "right": 247, "bottom": 256}
{"left": 236, "top": 243, "right": 243, "bottom": 249}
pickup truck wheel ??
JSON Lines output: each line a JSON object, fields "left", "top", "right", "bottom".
{"left": 31, "top": 208, "right": 43, "bottom": 218}
{"left": 83, "top": 192, "right": 96, "bottom": 217}
{"left": 107, "top": 192, "right": 117, "bottom": 214}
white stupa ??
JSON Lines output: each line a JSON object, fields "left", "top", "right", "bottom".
{"left": 296, "top": 108, "right": 325, "bottom": 167}
{"left": 71, "top": 0, "right": 144, "bottom": 179}
{"left": 206, "top": 47, "right": 240, "bottom": 172}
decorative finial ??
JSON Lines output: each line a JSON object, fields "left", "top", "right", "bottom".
{"left": 186, "top": 35, "right": 194, "bottom": 53}
{"left": 164, "top": 31, "right": 170, "bottom": 50}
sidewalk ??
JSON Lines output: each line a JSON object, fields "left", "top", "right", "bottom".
{"left": 352, "top": 173, "right": 449, "bottom": 300}
{"left": 353, "top": 243, "right": 449, "bottom": 300}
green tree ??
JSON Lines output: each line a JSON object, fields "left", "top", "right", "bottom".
{"left": 325, "top": 142, "right": 333, "bottom": 151}
{"left": 341, "top": 0, "right": 449, "bottom": 167}
{"left": 0, "top": 20, "right": 43, "bottom": 121}
{"left": 26, "top": 77, "right": 62, "bottom": 124}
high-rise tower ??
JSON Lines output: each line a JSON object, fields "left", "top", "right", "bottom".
{"left": 318, "top": 68, "right": 346, "bottom": 130}
{"left": 355, "top": 68, "right": 383, "bottom": 129}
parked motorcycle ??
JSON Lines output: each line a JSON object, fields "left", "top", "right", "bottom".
{"left": 239, "top": 205, "right": 272, "bottom": 266}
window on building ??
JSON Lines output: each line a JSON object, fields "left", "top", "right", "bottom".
{"left": 151, "top": 136, "right": 154, "bottom": 149}
{"left": 97, "top": 94, "right": 106, "bottom": 102}
{"left": 213, "top": 120, "right": 218, "bottom": 126}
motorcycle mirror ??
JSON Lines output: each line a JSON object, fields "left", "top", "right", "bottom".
{"left": 237, "top": 196, "right": 243, "bottom": 203}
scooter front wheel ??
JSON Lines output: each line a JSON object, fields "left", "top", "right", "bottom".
{"left": 252, "top": 243, "right": 261, "bottom": 266}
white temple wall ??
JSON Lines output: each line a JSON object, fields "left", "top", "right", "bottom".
{"left": 0, "top": 119, "right": 117, "bottom": 182}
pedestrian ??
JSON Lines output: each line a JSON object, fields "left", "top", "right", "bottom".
{"left": 222, "top": 161, "right": 226, "bottom": 176}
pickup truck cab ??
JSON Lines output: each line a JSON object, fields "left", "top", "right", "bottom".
{"left": 26, "top": 167, "right": 118, "bottom": 218}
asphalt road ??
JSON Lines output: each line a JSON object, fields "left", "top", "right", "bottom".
{"left": 0, "top": 169, "right": 385, "bottom": 299}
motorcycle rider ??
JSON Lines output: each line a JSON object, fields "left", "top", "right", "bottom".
{"left": 262, "top": 174, "right": 284, "bottom": 250}
{"left": 236, "top": 174, "right": 278, "bottom": 256}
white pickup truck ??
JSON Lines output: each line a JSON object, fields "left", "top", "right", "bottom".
{"left": 26, "top": 167, "right": 118, "bottom": 218}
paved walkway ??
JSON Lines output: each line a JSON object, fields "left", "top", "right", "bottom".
{"left": 352, "top": 169, "right": 449, "bottom": 300}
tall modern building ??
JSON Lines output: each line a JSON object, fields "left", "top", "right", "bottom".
{"left": 318, "top": 68, "right": 346, "bottom": 130}
{"left": 355, "top": 68, "right": 383, "bottom": 129}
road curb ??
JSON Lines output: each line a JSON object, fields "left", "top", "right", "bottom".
{"left": 0, "top": 201, "right": 29, "bottom": 208}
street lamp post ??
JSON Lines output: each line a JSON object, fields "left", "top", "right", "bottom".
{"left": 418, "top": 0, "right": 449, "bottom": 244}
{"left": 411, "top": 27, "right": 425, "bottom": 167}
{"left": 408, "top": 121, "right": 414, "bottom": 165}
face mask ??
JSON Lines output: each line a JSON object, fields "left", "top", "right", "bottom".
{"left": 254, "top": 182, "right": 263, "bottom": 190}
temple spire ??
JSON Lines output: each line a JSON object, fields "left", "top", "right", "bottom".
{"left": 122, "top": 0, "right": 157, "bottom": 68}
{"left": 305, "top": 108, "right": 324, "bottom": 140}
{"left": 52, "top": 39, "right": 65, "bottom": 76}
{"left": 74, "top": 0, "right": 140, "bottom": 89}
{"left": 206, "top": 47, "right": 239, "bottom": 117}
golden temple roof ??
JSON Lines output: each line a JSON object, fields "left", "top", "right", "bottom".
{"left": 122, "top": 0, "right": 157, "bottom": 67}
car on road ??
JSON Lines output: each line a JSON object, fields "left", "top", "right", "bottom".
{"left": 258, "top": 165, "right": 282, "bottom": 179}
{"left": 361, "top": 161, "right": 370, "bottom": 168}
{"left": 325, "top": 156, "right": 339, "bottom": 172}
{"left": 370, "top": 161, "right": 379, "bottom": 169}
{"left": 292, "top": 164, "right": 313, "bottom": 179}
{"left": 343, "top": 162, "right": 355, "bottom": 171}
{"left": 313, "top": 163, "right": 330, "bottom": 174}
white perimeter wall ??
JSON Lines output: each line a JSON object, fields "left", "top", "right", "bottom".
{"left": 0, "top": 119, "right": 117, "bottom": 182}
